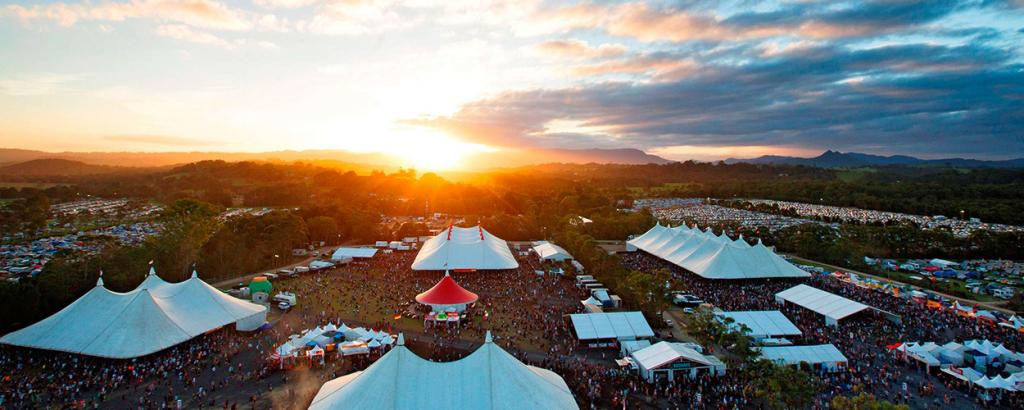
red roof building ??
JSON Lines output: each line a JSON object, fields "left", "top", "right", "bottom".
{"left": 415, "top": 273, "right": 479, "bottom": 306}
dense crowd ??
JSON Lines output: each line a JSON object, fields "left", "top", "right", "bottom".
{"left": 623, "top": 251, "right": 1024, "bottom": 408}
{"left": 3, "top": 241, "right": 1022, "bottom": 409}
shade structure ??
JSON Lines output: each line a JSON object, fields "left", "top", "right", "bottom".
{"left": 0, "top": 268, "right": 267, "bottom": 359}
{"left": 309, "top": 332, "right": 578, "bottom": 410}
{"left": 627, "top": 223, "right": 810, "bottom": 279}
{"left": 775, "top": 284, "right": 870, "bottom": 326}
{"left": 411, "top": 225, "right": 518, "bottom": 271}
{"left": 569, "top": 312, "right": 655, "bottom": 341}
{"left": 532, "top": 241, "right": 573, "bottom": 262}
{"left": 717, "top": 311, "right": 802, "bottom": 339}
{"left": 760, "top": 344, "right": 848, "bottom": 370}
{"left": 415, "top": 272, "right": 479, "bottom": 307}
{"left": 331, "top": 247, "right": 378, "bottom": 260}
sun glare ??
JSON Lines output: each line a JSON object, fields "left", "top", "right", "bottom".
{"left": 388, "top": 127, "right": 486, "bottom": 171}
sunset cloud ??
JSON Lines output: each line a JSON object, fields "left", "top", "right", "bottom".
{"left": 4, "top": 0, "right": 259, "bottom": 31}
{"left": 534, "top": 1, "right": 966, "bottom": 43}
{"left": 412, "top": 42, "right": 1024, "bottom": 158}
{"left": 1, "top": 0, "right": 1022, "bottom": 159}
{"left": 536, "top": 39, "right": 627, "bottom": 59}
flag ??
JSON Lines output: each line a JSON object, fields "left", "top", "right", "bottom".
{"left": 99, "top": 269, "right": 103, "bottom": 277}
{"left": 148, "top": 260, "right": 153, "bottom": 265}
{"left": 484, "top": 310, "right": 490, "bottom": 321}
{"left": 393, "top": 313, "right": 401, "bottom": 320}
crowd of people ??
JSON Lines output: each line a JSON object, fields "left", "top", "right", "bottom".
{"left": 3, "top": 236, "right": 1022, "bottom": 409}
{"left": 623, "top": 251, "right": 1024, "bottom": 409}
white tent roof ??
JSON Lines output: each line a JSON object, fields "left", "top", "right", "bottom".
{"left": 1, "top": 269, "right": 267, "bottom": 359}
{"left": 760, "top": 344, "right": 848, "bottom": 366}
{"left": 532, "top": 241, "right": 573, "bottom": 261}
{"left": 775, "top": 284, "right": 870, "bottom": 324}
{"left": 332, "top": 247, "right": 378, "bottom": 260}
{"left": 631, "top": 341, "right": 721, "bottom": 370}
{"left": 627, "top": 224, "right": 809, "bottom": 279}
{"left": 569, "top": 312, "right": 654, "bottom": 341}
{"left": 309, "top": 333, "right": 578, "bottom": 410}
{"left": 718, "top": 311, "right": 802, "bottom": 338}
{"left": 411, "top": 226, "right": 518, "bottom": 271}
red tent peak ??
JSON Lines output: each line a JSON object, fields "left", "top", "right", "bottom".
{"left": 415, "top": 274, "right": 479, "bottom": 306}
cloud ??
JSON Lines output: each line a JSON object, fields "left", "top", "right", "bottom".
{"left": 571, "top": 54, "right": 697, "bottom": 80}
{"left": 104, "top": 134, "right": 219, "bottom": 146}
{"left": 412, "top": 42, "right": 1024, "bottom": 158}
{"left": 156, "top": 24, "right": 231, "bottom": 47}
{"left": 305, "top": 0, "right": 408, "bottom": 35}
{"left": 0, "top": 74, "right": 79, "bottom": 96}
{"left": 255, "top": 0, "right": 321, "bottom": 9}
{"left": 4, "top": 0, "right": 261, "bottom": 32}
{"left": 533, "top": 1, "right": 967, "bottom": 43}
{"left": 536, "top": 39, "right": 626, "bottom": 59}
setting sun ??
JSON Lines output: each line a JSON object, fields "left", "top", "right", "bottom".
{"left": 388, "top": 127, "right": 490, "bottom": 171}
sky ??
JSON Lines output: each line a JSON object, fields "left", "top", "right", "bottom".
{"left": 1, "top": 0, "right": 1023, "bottom": 166}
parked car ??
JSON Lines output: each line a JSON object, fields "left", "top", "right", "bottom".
{"left": 672, "top": 293, "right": 704, "bottom": 307}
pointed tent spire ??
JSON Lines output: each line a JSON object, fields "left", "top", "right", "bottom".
{"left": 191, "top": 270, "right": 198, "bottom": 278}
{"left": 396, "top": 333, "right": 405, "bottom": 346}
{"left": 485, "top": 330, "right": 493, "bottom": 343}
{"left": 96, "top": 270, "right": 104, "bottom": 287}
{"left": 148, "top": 266, "right": 156, "bottom": 276}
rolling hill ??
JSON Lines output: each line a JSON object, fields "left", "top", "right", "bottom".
{"left": 0, "top": 147, "right": 672, "bottom": 170}
{"left": 725, "top": 150, "right": 1024, "bottom": 168}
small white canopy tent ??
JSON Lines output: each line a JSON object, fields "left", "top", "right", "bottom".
{"left": 532, "top": 241, "right": 573, "bottom": 262}
{"left": 411, "top": 225, "right": 518, "bottom": 271}
{"left": 0, "top": 268, "right": 267, "bottom": 359}
{"left": 309, "top": 332, "right": 578, "bottom": 409}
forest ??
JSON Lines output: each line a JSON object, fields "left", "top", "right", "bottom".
{"left": 0, "top": 160, "right": 1022, "bottom": 330}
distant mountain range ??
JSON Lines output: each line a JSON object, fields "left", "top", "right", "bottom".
{"left": 725, "top": 150, "right": 1024, "bottom": 168}
{"left": 0, "top": 159, "right": 142, "bottom": 177}
{"left": 0, "top": 147, "right": 671, "bottom": 173}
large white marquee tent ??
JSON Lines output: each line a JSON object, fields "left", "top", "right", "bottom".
{"left": 309, "top": 332, "right": 578, "bottom": 410}
{"left": 0, "top": 268, "right": 267, "bottom": 359}
{"left": 411, "top": 225, "right": 518, "bottom": 271}
{"left": 627, "top": 223, "right": 810, "bottom": 279}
